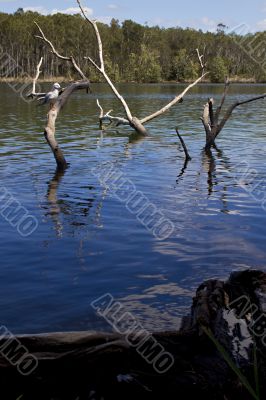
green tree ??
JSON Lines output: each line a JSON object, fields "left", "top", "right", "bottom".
{"left": 170, "top": 49, "right": 199, "bottom": 82}
{"left": 210, "top": 56, "right": 228, "bottom": 83}
{"left": 0, "top": 11, "right": 263, "bottom": 82}
{"left": 125, "top": 45, "right": 161, "bottom": 82}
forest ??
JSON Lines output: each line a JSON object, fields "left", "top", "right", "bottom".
{"left": 1, "top": 8, "right": 266, "bottom": 83}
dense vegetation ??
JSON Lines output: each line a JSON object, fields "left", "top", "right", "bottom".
{"left": 1, "top": 8, "right": 266, "bottom": 83}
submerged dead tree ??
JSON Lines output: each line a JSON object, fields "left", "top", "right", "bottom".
{"left": 28, "top": 57, "right": 91, "bottom": 169}
{"left": 201, "top": 78, "right": 266, "bottom": 150}
{"left": 28, "top": 24, "right": 91, "bottom": 169}
{"left": 28, "top": 2, "right": 206, "bottom": 169}
{"left": 76, "top": 0, "right": 206, "bottom": 135}
{"left": 43, "top": 81, "right": 91, "bottom": 169}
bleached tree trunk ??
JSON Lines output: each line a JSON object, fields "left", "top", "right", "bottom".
{"left": 77, "top": 0, "right": 207, "bottom": 135}
{"left": 44, "top": 81, "right": 91, "bottom": 169}
{"left": 28, "top": 36, "right": 91, "bottom": 168}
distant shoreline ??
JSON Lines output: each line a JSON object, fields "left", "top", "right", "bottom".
{"left": 0, "top": 77, "right": 261, "bottom": 84}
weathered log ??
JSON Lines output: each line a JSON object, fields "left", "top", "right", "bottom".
{"left": 0, "top": 270, "right": 266, "bottom": 399}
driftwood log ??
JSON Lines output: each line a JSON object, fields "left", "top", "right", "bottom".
{"left": 1, "top": 269, "right": 266, "bottom": 400}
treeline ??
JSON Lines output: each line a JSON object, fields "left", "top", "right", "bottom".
{"left": 1, "top": 8, "right": 266, "bottom": 83}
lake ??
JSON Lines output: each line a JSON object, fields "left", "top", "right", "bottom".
{"left": 1, "top": 82, "right": 266, "bottom": 334}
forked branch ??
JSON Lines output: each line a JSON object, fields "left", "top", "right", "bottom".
{"left": 34, "top": 21, "right": 88, "bottom": 81}
{"left": 201, "top": 78, "right": 266, "bottom": 150}
{"left": 196, "top": 48, "right": 207, "bottom": 75}
{"left": 27, "top": 57, "right": 46, "bottom": 98}
{"left": 96, "top": 99, "right": 129, "bottom": 130}
{"left": 217, "top": 93, "right": 266, "bottom": 135}
{"left": 77, "top": 0, "right": 206, "bottom": 135}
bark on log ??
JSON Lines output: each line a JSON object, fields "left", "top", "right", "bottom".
{"left": 1, "top": 270, "right": 266, "bottom": 399}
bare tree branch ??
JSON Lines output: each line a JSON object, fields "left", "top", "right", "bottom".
{"left": 27, "top": 57, "right": 46, "bottom": 98}
{"left": 217, "top": 93, "right": 266, "bottom": 136}
{"left": 176, "top": 128, "right": 191, "bottom": 161}
{"left": 96, "top": 100, "right": 129, "bottom": 130}
{"left": 208, "top": 98, "right": 214, "bottom": 127}
{"left": 214, "top": 77, "right": 230, "bottom": 123}
{"left": 78, "top": 7, "right": 104, "bottom": 71}
{"left": 34, "top": 21, "right": 88, "bottom": 81}
{"left": 140, "top": 74, "right": 207, "bottom": 124}
{"left": 196, "top": 48, "right": 206, "bottom": 74}
{"left": 77, "top": 1, "right": 134, "bottom": 123}
{"left": 32, "top": 57, "right": 45, "bottom": 96}
{"left": 77, "top": 0, "right": 206, "bottom": 136}
{"left": 96, "top": 99, "right": 104, "bottom": 119}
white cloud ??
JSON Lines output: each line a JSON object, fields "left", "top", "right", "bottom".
{"left": 51, "top": 7, "right": 93, "bottom": 16}
{"left": 24, "top": 6, "right": 48, "bottom": 14}
{"left": 108, "top": 4, "right": 118, "bottom": 10}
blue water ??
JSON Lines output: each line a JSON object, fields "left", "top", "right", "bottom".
{"left": 1, "top": 82, "right": 266, "bottom": 334}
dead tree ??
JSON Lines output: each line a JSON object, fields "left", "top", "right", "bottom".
{"left": 201, "top": 78, "right": 266, "bottom": 150}
{"left": 28, "top": 24, "right": 92, "bottom": 169}
{"left": 27, "top": 58, "right": 90, "bottom": 169}
{"left": 75, "top": 0, "right": 206, "bottom": 135}
{"left": 43, "top": 81, "right": 91, "bottom": 170}
{"left": 32, "top": 3, "right": 206, "bottom": 138}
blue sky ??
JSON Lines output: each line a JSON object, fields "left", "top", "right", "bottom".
{"left": 1, "top": 0, "right": 266, "bottom": 32}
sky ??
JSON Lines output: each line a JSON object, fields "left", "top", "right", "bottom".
{"left": 1, "top": 0, "right": 266, "bottom": 32}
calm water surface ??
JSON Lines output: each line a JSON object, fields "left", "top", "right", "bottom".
{"left": 1, "top": 82, "right": 266, "bottom": 334}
